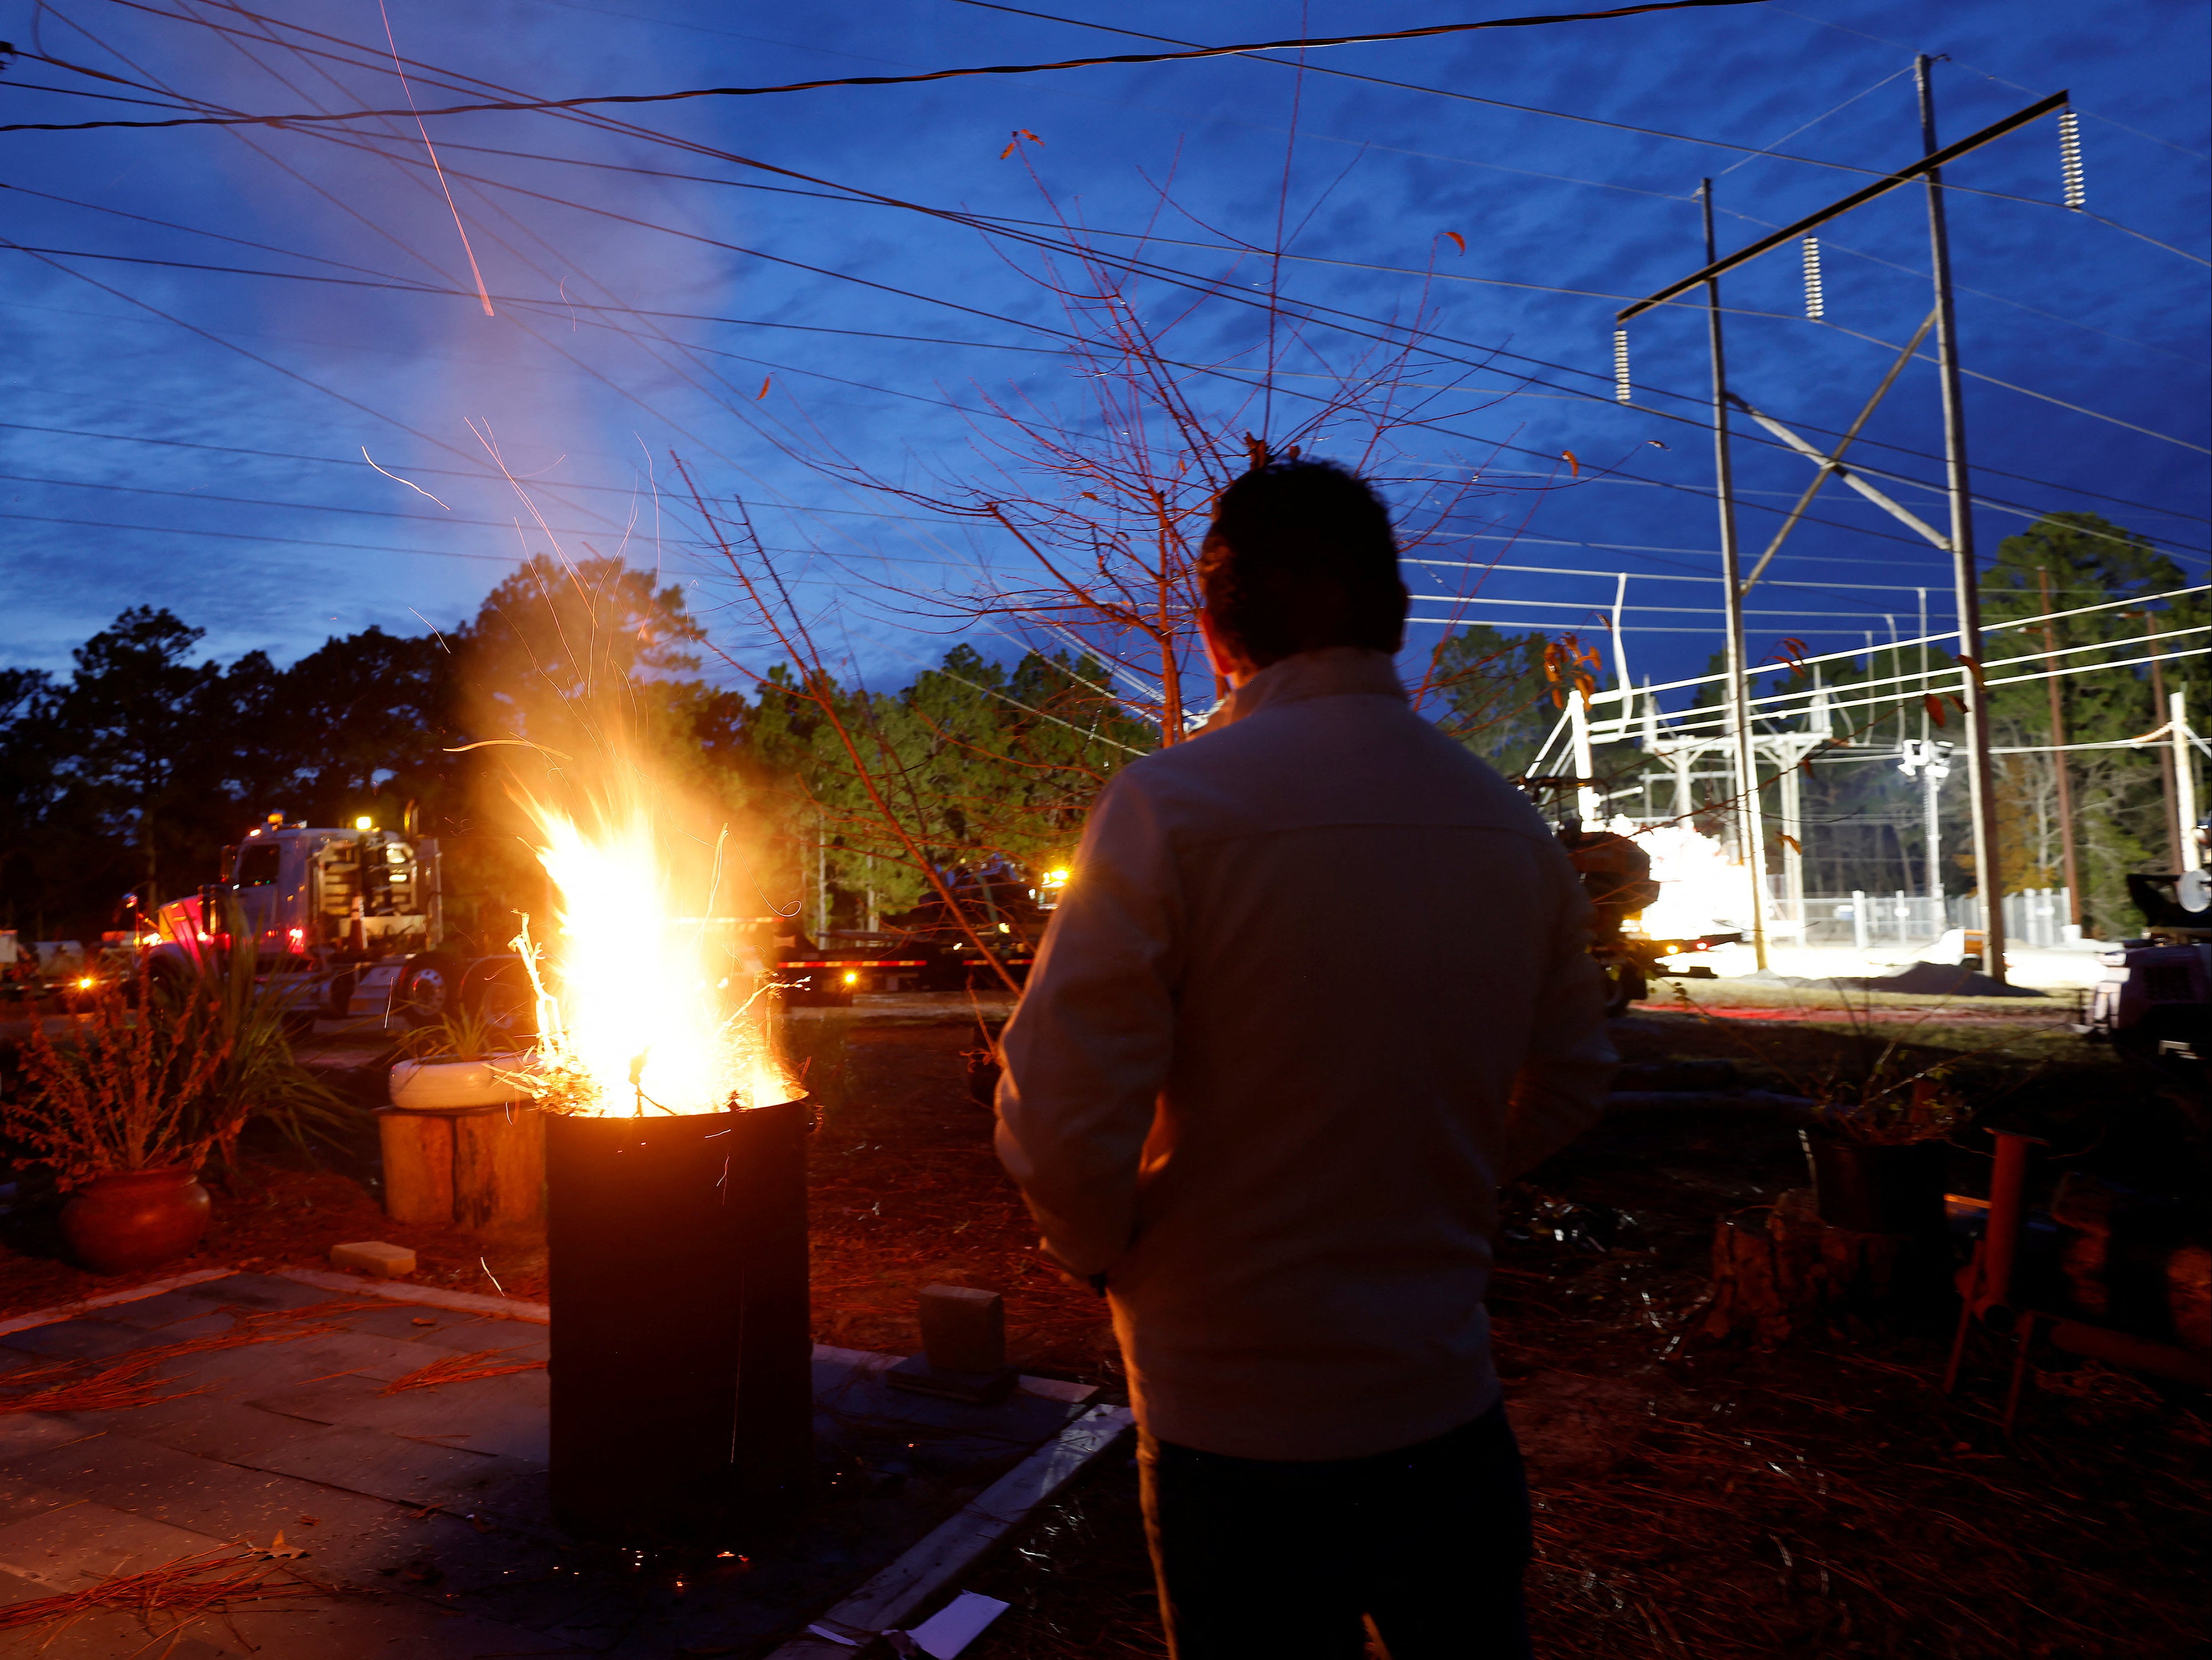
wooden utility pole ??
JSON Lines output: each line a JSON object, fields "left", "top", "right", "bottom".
{"left": 1918, "top": 55, "right": 2007, "bottom": 981}
{"left": 2038, "top": 568, "right": 2082, "bottom": 926}
{"left": 1702, "top": 179, "right": 1768, "bottom": 971}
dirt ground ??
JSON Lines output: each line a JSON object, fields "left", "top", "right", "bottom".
{"left": 1, "top": 999, "right": 2206, "bottom": 1658}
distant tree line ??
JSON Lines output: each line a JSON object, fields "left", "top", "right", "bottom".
{"left": 0, "top": 557, "right": 1147, "bottom": 944}
{"left": 3, "top": 513, "right": 2195, "bottom": 945}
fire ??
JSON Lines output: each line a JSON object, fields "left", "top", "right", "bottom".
{"left": 1618, "top": 818, "right": 1760, "bottom": 939}
{"left": 514, "top": 792, "right": 790, "bottom": 1118}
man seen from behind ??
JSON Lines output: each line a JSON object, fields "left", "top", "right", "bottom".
{"left": 995, "top": 458, "right": 1616, "bottom": 1659}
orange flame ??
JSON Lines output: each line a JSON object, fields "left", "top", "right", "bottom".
{"left": 512, "top": 788, "right": 789, "bottom": 1118}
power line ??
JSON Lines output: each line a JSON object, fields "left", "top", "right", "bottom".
{"left": 0, "top": 468, "right": 639, "bottom": 540}
{"left": 1772, "top": 5, "right": 2208, "bottom": 162}
{"left": 954, "top": 217, "right": 2212, "bottom": 495}
{"left": 0, "top": 1, "right": 1767, "bottom": 133}
{"left": 946, "top": 0, "right": 2205, "bottom": 246}
{"left": 11, "top": 232, "right": 2198, "bottom": 573}
{"left": 116, "top": 2, "right": 2207, "bottom": 528}
{"left": 0, "top": 77, "right": 205, "bottom": 111}
{"left": 17, "top": 194, "right": 2178, "bottom": 566}
{"left": 23, "top": 5, "right": 2201, "bottom": 590}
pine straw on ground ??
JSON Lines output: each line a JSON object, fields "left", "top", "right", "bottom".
{"left": 802, "top": 1019, "right": 1118, "bottom": 1380}
{"left": 0, "top": 1542, "right": 346, "bottom": 1649}
{"left": 380, "top": 1347, "right": 545, "bottom": 1394}
{"left": 952, "top": 1013, "right": 2208, "bottom": 1660}
{"left": 3, "top": 1012, "right": 2201, "bottom": 1657}
{"left": 0, "top": 1297, "right": 388, "bottom": 1416}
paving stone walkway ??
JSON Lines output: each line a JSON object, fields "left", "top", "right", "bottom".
{"left": 0, "top": 1272, "right": 1109, "bottom": 1658}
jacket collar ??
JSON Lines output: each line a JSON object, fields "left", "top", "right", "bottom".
{"left": 1198, "top": 648, "right": 1407, "bottom": 735}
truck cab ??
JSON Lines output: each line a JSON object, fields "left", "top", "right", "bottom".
{"left": 144, "top": 813, "right": 446, "bottom": 1021}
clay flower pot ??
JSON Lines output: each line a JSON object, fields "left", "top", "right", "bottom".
{"left": 60, "top": 1167, "right": 213, "bottom": 1275}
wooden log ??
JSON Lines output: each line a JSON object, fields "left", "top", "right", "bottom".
{"left": 379, "top": 1111, "right": 455, "bottom": 1225}
{"left": 1701, "top": 1187, "right": 1908, "bottom": 1347}
{"left": 454, "top": 1107, "right": 547, "bottom": 1230}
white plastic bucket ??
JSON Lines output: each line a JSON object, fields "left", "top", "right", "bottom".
{"left": 388, "top": 1056, "right": 532, "bottom": 1113}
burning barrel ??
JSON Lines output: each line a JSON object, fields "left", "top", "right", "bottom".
{"left": 547, "top": 1095, "right": 814, "bottom": 1543}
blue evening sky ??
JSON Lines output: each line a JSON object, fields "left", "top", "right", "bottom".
{"left": 2, "top": 0, "right": 2205, "bottom": 706}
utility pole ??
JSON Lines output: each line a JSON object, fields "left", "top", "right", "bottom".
{"left": 2038, "top": 568, "right": 2082, "bottom": 926}
{"left": 2143, "top": 611, "right": 2180, "bottom": 863}
{"left": 1615, "top": 77, "right": 2066, "bottom": 979}
{"left": 2171, "top": 691, "right": 2202, "bottom": 875}
{"left": 1702, "top": 179, "right": 1768, "bottom": 970}
{"left": 1918, "top": 55, "right": 2007, "bottom": 981}
{"left": 1568, "top": 687, "right": 1601, "bottom": 825}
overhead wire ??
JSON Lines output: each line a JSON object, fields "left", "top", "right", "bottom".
{"left": 21, "top": 1, "right": 2212, "bottom": 610}
{"left": 1773, "top": 5, "right": 2209, "bottom": 162}
{"left": 6, "top": 11, "right": 640, "bottom": 534}
{"left": 18, "top": 227, "right": 2195, "bottom": 565}
{"left": 0, "top": 0, "right": 1772, "bottom": 133}
{"left": 945, "top": 0, "right": 2207, "bottom": 252}
{"left": 86, "top": 0, "right": 2211, "bottom": 486}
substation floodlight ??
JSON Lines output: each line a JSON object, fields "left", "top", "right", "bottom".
{"left": 1898, "top": 738, "right": 1955, "bottom": 783}
{"left": 1800, "top": 237, "right": 1825, "bottom": 320}
{"left": 2058, "top": 110, "right": 2086, "bottom": 210}
{"left": 1612, "top": 329, "right": 1632, "bottom": 404}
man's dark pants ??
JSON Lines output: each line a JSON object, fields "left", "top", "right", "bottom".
{"left": 1138, "top": 1401, "right": 1533, "bottom": 1659}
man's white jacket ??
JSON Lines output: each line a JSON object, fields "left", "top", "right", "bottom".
{"left": 995, "top": 647, "right": 1616, "bottom": 1461}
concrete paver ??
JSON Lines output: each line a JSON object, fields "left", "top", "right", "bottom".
{"left": 0, "top": 1501, "right": 217, "bottom": 1591}
{"left": 0, "top": 1416, "right": 99, "bottom": 1464}
{"left": 250, "top": 1367, "right": 549, "bottom": 1464}
{"left": 0, "top": 1270, "right": 1105, "bottom": 1658}
{"left": 0, "top": 1320, "right": 149, "bottom": 1364}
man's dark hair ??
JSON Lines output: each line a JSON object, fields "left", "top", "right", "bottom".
{"left": 1198, "top": 459, "right": 1408, "bottom": 667}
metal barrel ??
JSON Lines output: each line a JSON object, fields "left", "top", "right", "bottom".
{"left": 546, "top": 1096, "right": 812, "bottom": 1543}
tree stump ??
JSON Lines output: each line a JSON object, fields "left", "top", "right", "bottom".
{"left": 378, "top": 1107, "right": 544, "bottom": 1228}
{"left": 378, "top": 1111, "right": 456, "bottom": 1224}
{"left": 1701, "top": 1187, "right": 1908, "bottom": 1347}
{"left": 453, "top": 1107, "right": 547, "bottom": 1229}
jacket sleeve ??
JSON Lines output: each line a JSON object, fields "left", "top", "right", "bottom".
{"left": 993, "top": 771, "right": 1181, "bottom": 1277}
{"left": 1498, "top": 841, "right": 1617, "bottom": 1180}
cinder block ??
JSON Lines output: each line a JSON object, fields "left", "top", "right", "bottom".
{"left": 330, "top": 1241, "right": 417, "bottom": 1279}
{"left": 918, "top": 1284, "right": 1005, "bottom": 1375}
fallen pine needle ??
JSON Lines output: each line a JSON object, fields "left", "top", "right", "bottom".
{"left": 0, "top": 1543, "right": 341, "bottom": 1637}
{"left": 0, "top": 1298, "right": 393, "bottom": 1418}
{"left": 381, "top": 1348, "right": 545, "bottom": 1394}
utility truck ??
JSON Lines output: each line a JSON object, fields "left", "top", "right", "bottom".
{"left": 135, "top": 812, "right": 946, "bottom": 1025}
{"left": 135, "top": 811, "right": 530, "bottom": 1029}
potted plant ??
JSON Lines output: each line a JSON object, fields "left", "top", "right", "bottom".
{"left": 1678, "top": 982, "right": 1969, "bottom": 1235}
{"left": 5, "top": 895, "right": 350, "bottom": 1275}
{"left": 1800, "top": 1074, "right": 1964, "bottom": 1235}
{"left": 389, "top": 1001, "right": 535, "bottom": 1112}
{"left": 6, "top": 971, "right": 247, "bottom": 1275}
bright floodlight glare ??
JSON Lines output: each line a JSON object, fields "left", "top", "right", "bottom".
{"left": 354, "top": 816, "right": 373, "bottom": 830}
